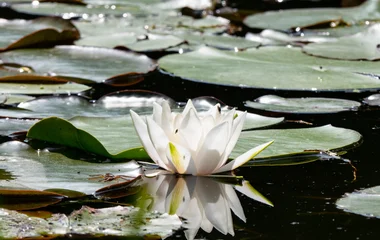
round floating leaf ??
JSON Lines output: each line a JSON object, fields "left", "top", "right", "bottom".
{"left": 0, "top": 92, "right": 176, "bottom": 119}
{"left": 158, "top": 46, "right": 380, "bottom": 92}
{"left": 303, "top": 24, "right": 380, "bottom": 60}
{"left": 27, "top": 115, "right": 358, "bottom": 162}
{"left": 232, "top": 125, "right": 361, "bottom": 159}
{"left": 0, "top": 141, "right": 142, "bottom": 194}
{"left": 27, "top": 110, "right": 281, "bottom": 159}
{"left": 363, "top": 93, "right": 380, "bottom": 106}
{"left": 0, "top": 78, "right": 90, "bottom": 95}
{"left": 126, "top": 34, "right": 185, "bottom": 52}
{"left": 0, "top": 46, "right": 157, "bottom": 85}
{"left": 336, "top": 185, "right": 380, "bottom": 218}
{"left": 75, "top": 32, "right": 137, "bottom": 48}
{"left": 0, "top": 94, "right": 35, "bottom": 105}
{"left": 245, "top": 95, "right": 361, "bottom": 114}
{"left": 0, "top": 119, "right": 38, "bottom": 136}
{"left": 0, "top": 17, "right": 79, "bottom": 51}
{"left": 178, "top": 33, "right": 260, "bottom": 50}
{"left": 243, "top": 0, "right": 380, "bottom": 31}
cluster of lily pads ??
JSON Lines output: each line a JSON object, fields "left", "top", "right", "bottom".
{"left": 1, "top": 0, "right": 380, "bottom": 239}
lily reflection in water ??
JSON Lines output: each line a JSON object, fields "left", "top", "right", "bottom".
{"left": 141, "top": 174, "right": 272, "bottom": 240}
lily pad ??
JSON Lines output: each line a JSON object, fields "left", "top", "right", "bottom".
{"left": 0, "top": 17, "right": 79, "bottom": 51}
{"left": 0, "top": 94, "right": 35, "bottom": 105}
{"left": 0, "top": 46, "right": 157, "bottom": 85}
{"left": 363, "top": 93, "right": 380, "bottom": 106}
{"left": 243, "top": 0, "right": 380, "bottom": 31}
{"left": 0, "top": 118, "right": 38, "bottom": 136}
{"left": 232, "top": 125, "right": 361, "bottom": 159}
{"left": 0, "top": 205, "right": 182, "bottom": 239}
{"left": 303, "top": 24, "right": 380, "bottom": 60}
{"left": 0, "top": 141, "right": 142, "bottom": 194}
{"left": 27, "top": 115, "right": 359, "bottom": 161}
{"left": 158, "top": 46, "right": 380, "bottom": 92}
{"left": 0, "top": 77, "right": 90, "bottom": 94}
{"left": 26, "top": 108, "right": 282, "bottom": 159}
{"left": 336, "top": 185, "right": 380, "bottom": 218}
{"left": 245, "top": 95, "right": 361, "bottom": 114}
{"left": 0, "top": 92, "right": 176, "bottom": 119}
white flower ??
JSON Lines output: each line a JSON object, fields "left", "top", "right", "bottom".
{"left": 130, "top": 100, "right": 273, "bottom": 176}
{"left": 142, "top": 175, "right": 273, "bottom": 240}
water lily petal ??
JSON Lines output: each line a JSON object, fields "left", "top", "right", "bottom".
{"left": 207, "top": 103, "right": 221, "bottom": 124}
{"left": 195, "top": 122, "right": 230, "bottom": 175}
{"left": 182, "top": 99, "right": 197, "bottom": 117}
{"left": 217, "top": 111, "right": 246, "bottom": 169}
{"left": 152, "top": 102, "right": 162, "bottom": 125}
{"left": 130, "top": 110, "right": 163, "bottom": 167}
{"left": 183, "top": 197, "right": 202, "bottom": 240}
{"left": 161, "top": 100, "right": 174, "bottom": 137}
{"left": 166, "top": 142, "right": 197, "bottom": 175}
{"left": 146, "top": 117, "right": 175, "bottom": 172}
{"left": 213, "top": 141, "right": 273, "bottom": 174}
{"left": 179, "top": 108, "right": 203, "bottom": 153}
{"left": 223, "top": 183, "right": 246, "bottom": 222}
{"left": 234, "top": 180, "right": 273, "bottom": 207}
{"left": 165, "top": 177, "right": 189, "bottom": 215}
{"left": 196, "top": 177, "right": 229, "bottom": 234}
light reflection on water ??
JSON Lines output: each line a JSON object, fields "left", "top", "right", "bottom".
{"left": 140, "top": 174, "right": 272, "bottom": 240}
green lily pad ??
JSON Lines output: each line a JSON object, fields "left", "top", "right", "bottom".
{"left": 0, "top": 94, "right": 35, "bottom": 105}
{"left": 243, "top": 0, "right": 380, "bottom": 31}
{"left": 232, "top": 125, "right": 361, "bottom": 159}
{"left": 27, "top": 115, "right": 359, "bottom": 162}
{"left": 303, "top": 23, "right": 380, "bottom": 60}
{"left": 26, "top": 108, "right": 282, "bottom": 159}
{"left": 363, "top": 93, "right": 380, "bottom": 106}
{"left": 336, "top": 185, "right": 380, "bottom": 218}
{"left": 0, "top": 46, "right": 157, "bottom": 85}
{"left": 0, "top": 141, "right": 142, "bottom": 194}
{"left": 158, "top": 46, "right": 380, "bottom": 92}
{"left": 0, "top": 78, "right": 90, "bottom": 94}
{"left": 0, "top": 92, "right": 176, "bottom": 119}
{"left": 0, "top": 17, "right": 79, "bottom": 51}
{"left": 0, "top": 119, "right": 38, "bottom": 136}
{"left": 0, "top": 205, "right": 181, "bottom": 239}
{"left": 245, "top": 95, "right": 361, "bottom": 114}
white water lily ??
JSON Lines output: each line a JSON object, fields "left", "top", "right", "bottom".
{"left": 142, "top": 175, "right": 273, "bottom": 240}
{"left": 130, "top": 100, "right": 273, "bottom": 176}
